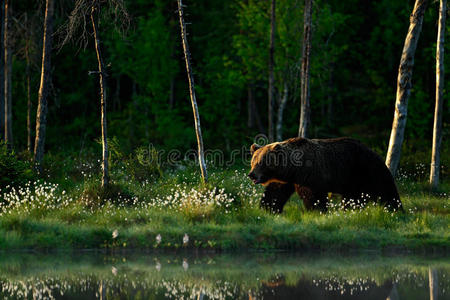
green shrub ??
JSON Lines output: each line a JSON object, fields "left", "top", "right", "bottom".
{"left": 80, "top": 181, "right": 135, "bottom": 207}
{"left": 0, "top": 143, "right": 34, "bottom": 189}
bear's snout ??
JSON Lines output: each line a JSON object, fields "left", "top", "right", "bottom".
{"left": 248, "top": 171, "right": 260, "bottom": 184}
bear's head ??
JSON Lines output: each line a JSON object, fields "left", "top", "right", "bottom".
{"left": 248, "top": 142, "right": 290, "bottom": 186}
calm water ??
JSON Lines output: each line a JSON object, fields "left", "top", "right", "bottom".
{"left": 0, "top": 252, "right": 448, "bottom": 299}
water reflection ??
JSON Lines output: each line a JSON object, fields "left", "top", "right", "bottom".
{"left": 0, "top": 252, "right": 447, "bottom": 299}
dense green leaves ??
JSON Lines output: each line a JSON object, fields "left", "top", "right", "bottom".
{"left": 6, "top": 0, "right": 449, "bottom": 159}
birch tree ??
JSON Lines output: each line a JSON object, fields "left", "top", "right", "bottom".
{"left": 3, "top": 0, "right": 12, "bottom": 148}
{"left": 276, "top": 83, "right": 288, "bottom": 141}
{"left": 385, "top": 0, "right": 427, "bottom": 175}
{"left": 430, "top": 0, "right": 446, "bottom": 189}
{"left": 268, "top": 0, "right": 276, "bottom": 142}
{"left": 34, "top": 0, "right": 54, "bottom": 171}
{"left": 60, "top": 0, "right": 129, "bottom": 187}
{"left": 177, "top": 0, "right": 208, "bottom": 183}
{"left": 298, "top": 0, "right": 312, "bottom": 138}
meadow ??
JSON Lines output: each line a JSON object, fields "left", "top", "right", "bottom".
{"left": 0, "top": 146, "right": 448, "bottom": 252}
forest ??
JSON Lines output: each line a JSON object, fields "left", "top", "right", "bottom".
{"left": 0, "top": 0, "right": 448, "bottom": 252}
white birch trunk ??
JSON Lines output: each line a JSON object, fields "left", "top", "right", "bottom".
{"left": 276, "top": 83, "right": 288, "bottom": 141}
{"left": 430, "top": 0, "right": 445, "bottom": 189}
{"left": 268, "top": 0, "right": 276, "bottom": 142}
{"left": 298, "top": 0, "right": 312, "bottom": 138}
{"left": 4, "top": 0, "right": 12, "bottom": 148}
{"left": 385, "top": 0, "right": 427, "bottom": 175}
{"left": 177, "top": 0, "right": 208, "bottom": 183}
{"left": 91, "top": 2, "right": 109, "bottom": 187}
{"left": 34, "top": 0, "right": 54, "bottom": 170}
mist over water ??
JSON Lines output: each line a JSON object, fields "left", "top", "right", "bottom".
{"left": 0, "top": 252, "right": 448, "bottom": 299}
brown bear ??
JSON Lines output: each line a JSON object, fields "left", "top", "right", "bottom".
{"left": 248, "top": 137, "right": 403, "bottom": 213}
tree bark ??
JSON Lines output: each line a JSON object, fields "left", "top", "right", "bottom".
{"left": 298, "top": 0, "right": 312, "bottom": 138}
{"left": 91, "top": 1, "right": 109, "bottom": 187}
{"left": 34, "top": 0, "right": 54, "bottom": 170}
{"left": 385, "top": 0, "right": 427, "bottom": 175}
{"left": 276, "top": 82, "right": 288, "bottom": 141}
{"left": 430, "top": 0, "right": 445, "bottom": 189}
{"left": 177, "top": 0, "right": 208, "bottom": 183}
{"left": 0, "top": 3, "right": 4, "bottom": 141}
{"left": 4, "top": 0, "right": 12, "bottom": 149}
{"left": 26, "top": 45, "right": 32, "bottom": 153}
{"left": 268, "top": 0, "right": 276, "bottom": 142}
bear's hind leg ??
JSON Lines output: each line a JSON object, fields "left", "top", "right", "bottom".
{"left": 261, "top": 183, "right": 295, "bottom": 213}
{"left": 295, "top": 186, "right": 328, "bottom": 212}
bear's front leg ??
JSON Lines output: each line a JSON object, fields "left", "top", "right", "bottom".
{"left": 260, "top": 183, "right": 295, "bottom": 213}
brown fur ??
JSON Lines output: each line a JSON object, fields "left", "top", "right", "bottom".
{"left": 248, "top": 137, "right": 403, "bottom": 213}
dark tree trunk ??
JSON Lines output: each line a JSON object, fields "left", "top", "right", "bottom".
{"left": 177, "top": 0, "right": 208, "bottom": 183}
{"left": 90, "top": 1, "right": 109, "bottom": 187}
{"left": 386, "top": 0, "right": 427, "bottom": 175}
{"left": 276, "top": 82, "right": 288, "bottom": 141}
{"left": 268, "top": 0, "right": 276, "bottom": 142}
{"left": 0, "top": 3, "right": 4, "bottom": 141}
{"left": 26, "top": 46, "right": 32, "bottom": 152}
{"left": 298, "top": 0, "right": 312, "bottom": 138}
{"left": 34, "top": 0, "right": 54, "bottom": 170}
{"left": 4, "top": 0, "right": 12, "bottom": 148}
{"left": 430, "top": 0, "right": 446, "bottom": 189}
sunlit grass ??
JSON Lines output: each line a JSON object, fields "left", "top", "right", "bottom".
{"left": 0, "top": 165, "right": 448, "bottom": 251}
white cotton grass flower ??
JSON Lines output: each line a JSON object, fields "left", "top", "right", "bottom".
{"left": 112, "top": 229, "right": 119, "bottom": 239}
{"left": 156, "top": 234, "right": 162, "bottom": 244}
{"left": 182, "top": 259, "right": 189, "bottom": 271}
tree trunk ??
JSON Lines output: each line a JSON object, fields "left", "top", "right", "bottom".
{"left": 34, "top": 0, "right": 54, "bottom": 170}
{"left": 0, "top": 3, "right": 4, "bottom": 141}
{"left": 268, "top": 0, "right": 276, "bottom": 142}
{"left": 177, "top": 0, "right": 208, "bottom": 183}
{"left": 385, "top": 0, "right": 427, "bottom": 175}
{"left": 4, "top": 0, "right": 12, "bottom": 149}
{"left": 429, "top": 268, "right": 438, "bottom": 300}
{"left": 298, "top": 0, "right": 312, "bottom": 138}
{"left": 91, "top": 2, "right": 109, "bottom": 187}
{"left": 26, "top": 45, "right": 32, "bottom": 153}
{"left": 430, "top": 0, "right": 445, "bottom": 189}
{"left": 276, "top": 83, "right": 288, "bottom": 141}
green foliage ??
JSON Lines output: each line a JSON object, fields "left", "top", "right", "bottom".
{"left": 80, "top": 180, "right": 135, "bottom": 208}
{"left": 0, "top": 143, "right": 34, "bottom": 189}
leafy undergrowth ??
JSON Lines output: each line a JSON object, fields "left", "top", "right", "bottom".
{"left": 0, "top": 167, "right": 448, "bottom": 252}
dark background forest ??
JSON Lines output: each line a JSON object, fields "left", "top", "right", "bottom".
{"left": 5, "top": 0, "right": 450, "bottom": 166}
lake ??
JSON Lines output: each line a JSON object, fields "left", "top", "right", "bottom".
{"left": 0, "top": 252, "right": 448, "bottom": 299}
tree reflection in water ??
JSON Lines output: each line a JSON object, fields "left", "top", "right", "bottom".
{"left": 0, "top": 253, "right": 447, "bottom": 299}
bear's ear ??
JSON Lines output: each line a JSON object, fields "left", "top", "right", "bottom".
{"left": 250, "top": 144, "right": 261, "bottom": 155}
{"left": 271, "top": 143, "right": 283, "bottom": 151}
